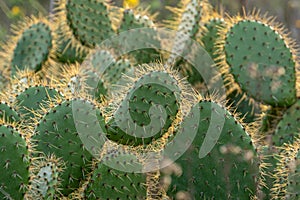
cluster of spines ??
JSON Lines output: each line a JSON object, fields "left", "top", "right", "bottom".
{"left": 26, "top": 155, "right": 64, "bottom": 199}
{"left": 271, "top": 138, "right": 300, "bottom": 199}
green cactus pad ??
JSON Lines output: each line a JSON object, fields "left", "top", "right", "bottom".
{"left": 224, "top": 19, "right": 297, "bottom": 107}
{"left": 0, "top": 102, "right": 20, "bottom": 123}
{"left": 117, "top": 9, "right": 161, "bottom": 64}
{"left": 61, "top": 0, "right": 114, "bottom": 48}
{"left": 33, "top": 99, "right": 105, "bottom": 195}
{"left": 273, "top": 99, "right": 300, "bottom": 146}
{"left": 15, "top": 85, "right": 61, "bottom": 121}
{"left": 85, "top": 154, "right": 147, "bottom": 199}
{"left": 0, "top": 124, "right": 29, "bottom": 199}
{"left": 166, "top": 100, "right": 259, "bottom": 199}
{"left": 89, "top": 49, "right": 115, "bottom": 71}
{"left": 106, "top": 70, "right": 180, "bottom": 146}
{"left": 10, "top": 20, "right": 53, "bottom": 76}
{"left": 119, "top": 9, "right": 155, "bottom": 32}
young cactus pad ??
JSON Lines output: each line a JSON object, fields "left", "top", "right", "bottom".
{"left": 219, "top": 15, "right": 298, "bottom": 107}
{"left": 1, "top": 17, "right": 54, "bottom": 76}
{"left": 106, "top": 66, "right": 182, "bottom": 146}
{"left": 165, "top": 99, "right": 259, "bottom": 199}
{"left": 167, "top": 0, "right": 208, "bottom": 65}
{"left": 56, "top": 0, "right": 114, "bottom": 50}
{"left": 85, "top": 153, "right": 147, "bottom": 199}
{"left": 32, "top": 99, "right": 102, "bottom": 195}
{"left": 0, "top": 124, "right": 29, "bottom": 200}
{"left": 27, "top": 156, "right": 63, "bottom": 199}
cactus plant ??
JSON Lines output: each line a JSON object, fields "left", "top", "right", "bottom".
{"left": 55, "top": 0, "right": 114, "bottom": 52}
{"left": 0, "top": 123, "right": 29, "bottom": 199}
{"left": 15, "top": 85, "right": 61, "bottom": 121}
{"left": 0, "top": 16, "right": 55, "bottom": 76}
{"left": 85, "top": 153, "right": 147, "bottom": 199}
{"left": 163, "top": 98, "right": 260, "bottom": 199}
{"left": 32, "top": 99, "right": 97, "bottom": 195}
{"left": 1, "top": 0, "right": 300, "bottom": 199}
{"left": 216, "top": 11, "right": 299, "bottom": 107}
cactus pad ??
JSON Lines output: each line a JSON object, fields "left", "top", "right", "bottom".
{"left": 27, "top": 156, "right": 63, "bottom": 199}
{"left": 166, "top": 99, "right": 259, "bottom": 199}
{"left": 117, "top": 9, "right": 161, "bottom": 64}
{"left": 1, "top": 17, "right": 54, "bottom": 76}
{"left": 106, "top": 67, "right": 181, "bottom": 146}
{"left": 33, "top": 99, "right": 104, "bottom": 195}
{"left": 85, "top": 153, "right": 147, "bottom": 199}
{"left": 221, "top": 17, "right": 297, "bottom": 106}
{"left": 56, "top": 0, "right": 114, "bottom": 50}
{"left": 0, "top": 124, "right": 29, "bottom": 199}
{"left": 201, "top": 17, "right": 226, "bottom": 59}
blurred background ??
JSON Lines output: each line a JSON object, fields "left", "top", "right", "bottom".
{"left": 0, "top": 0, "right": 299, "bottom": 42}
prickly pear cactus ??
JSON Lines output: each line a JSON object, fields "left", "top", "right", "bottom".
{"left": 0, "top": 17, "right": 54, "bottom": 76}
{"left": 217, "top": 13, "right": 298, "bottom": 107}
{"left": 106, "top": 64, "right": 186, "bottom": 146}
{"left": 167, "top": 0, "right": 211, "bottom": 64}
{"left": 272, "top": 99, "right": 300, "bottom": 146}
{"left": 85, "top": 152, "right": 147, "bottom": 199}
{"left": 32, "top": 99, "right": 101, "bottom": 195}
{"left": 55, "top": 0, "right": 114, "bottom": 51}
{"left": 0, "top": 124, "right": 29, "bottom": 200}
{"left": 201, "top": 14, "right": 226, "bottom": 59}
{"left": 117, "top": 9, "right": 161, "bottom": 64}
{"left": 164, "top": 99, "right": 260, "bottom": 199}
{"left": 0, "top": 0, "right": 300, "bottom": 199}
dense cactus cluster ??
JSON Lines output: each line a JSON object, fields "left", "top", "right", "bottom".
{"left": 0, "top": 0, "right": 299, "bottom": 199}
